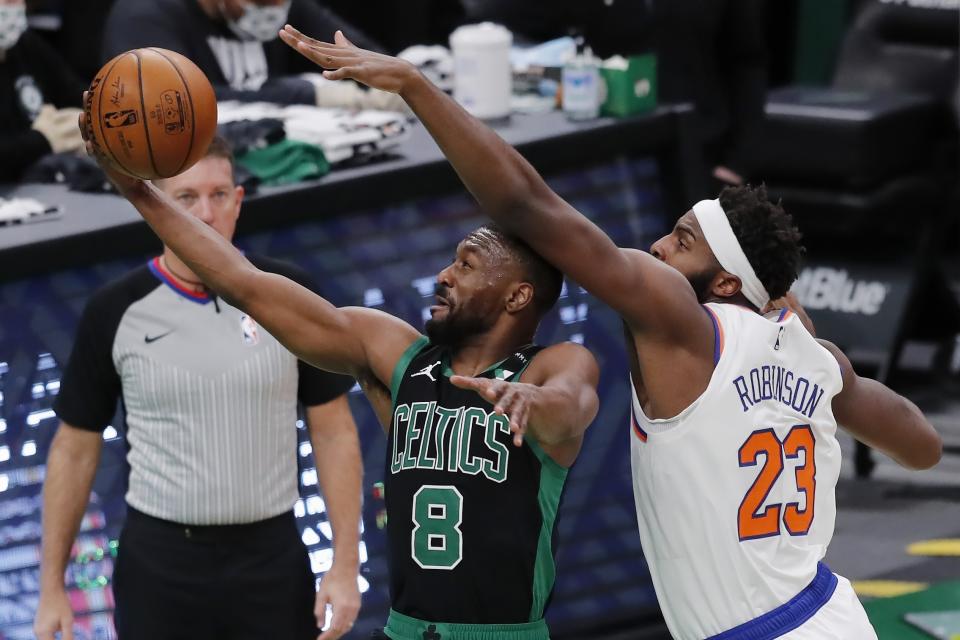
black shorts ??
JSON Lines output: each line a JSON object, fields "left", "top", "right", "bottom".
{"left": 113, "top": 507, "right": 317, "bottom": 640}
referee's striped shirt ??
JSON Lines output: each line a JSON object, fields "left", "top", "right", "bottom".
{"left": 54, "top": 255, "right": 353, "bottom": 525}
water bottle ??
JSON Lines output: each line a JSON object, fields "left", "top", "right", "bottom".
{"left": 562, "top": 37, "right": 600, "bottom": 120}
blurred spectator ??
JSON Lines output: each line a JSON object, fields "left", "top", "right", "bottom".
{"left": 652, "top": 0, "right": 767, "bottom": 186}
{"left": 462, "top": 0, "right": 768, "bottom": 186}
{"left": 101, "top": 0, "right": 386, "bottom": 106}
{"left": 459, "top": 0, "right": 645, "bottom": 54}
{"left": 0, "top": 0, "right": 85, "bottom": 181}
{"left": 54, "top": 0, "right": 117, "bottom": 81}
{"left": 319, "top": 0, "right": 465, "bottom": 52}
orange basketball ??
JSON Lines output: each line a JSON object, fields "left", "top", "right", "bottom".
{"left": 84, "top": 48, "right": 217, "bottom": 180}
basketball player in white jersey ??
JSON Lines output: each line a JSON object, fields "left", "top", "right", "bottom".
{"left": 278, "top": 29, "right": 944, "bottom": 639}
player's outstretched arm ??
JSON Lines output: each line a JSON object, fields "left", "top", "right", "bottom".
{"left": 279, "top": 27, "right": 700, "bottom": 337}
{"left": 451, "top": 343, "right": 600, "bottom": 467}
{"left": 79, "top": 112, "right": 419, "bottom": 385}
{"left": 820, "top": 340, "right": 941, "bottom": 470}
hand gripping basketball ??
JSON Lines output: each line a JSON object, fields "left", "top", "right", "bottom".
{"left": 83, "top": 48, "right": 217, "bottom": 180}
{"left": 79, "top": 106, "right": 143, "bottom": 195}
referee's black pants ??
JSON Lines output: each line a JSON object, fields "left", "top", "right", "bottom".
{"left": 113, "top": 506, "right": 318, "bottom": 640}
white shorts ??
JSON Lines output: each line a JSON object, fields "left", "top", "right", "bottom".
{"left": 780, "top": 575, "right": 878, "bottom": 640}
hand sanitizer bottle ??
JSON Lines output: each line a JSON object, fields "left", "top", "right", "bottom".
{"left": 562, "top": 36, "right": 600, "bottom": 121}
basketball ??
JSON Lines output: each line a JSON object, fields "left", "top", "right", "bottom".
{"left": 83, "top": 48, "right": 217, "bottom": 180}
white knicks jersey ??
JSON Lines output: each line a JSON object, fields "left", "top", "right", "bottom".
{"left": 630, "top": 302, "right": 844, "bottom": 640}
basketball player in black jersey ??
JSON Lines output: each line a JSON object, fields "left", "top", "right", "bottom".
{"left": 79, "top": 119, "right": 600, "bottom": 638}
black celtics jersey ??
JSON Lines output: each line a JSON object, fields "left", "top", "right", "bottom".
{"left": 386, "top": 336, "right": 569, "bottom": 624}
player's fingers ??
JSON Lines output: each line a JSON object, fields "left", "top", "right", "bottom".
{"left": 448, "top": 374, "right": 481, "bottom": 389}
{"left": 77, "top": 111, "right": 88, "bottom": 142}
{"left": 449, "top": 375, "right": 489, "bottom": 394}
{"left": 316, "top": 613, "right": 349, "bottom": 640}
{"left": 320, "top": 600, "right": 359, "bottom": 640}
{"left": 317, "top": 626, "right": 352, "bottom": 640}
{"left": 511, "top": 403, "right": 530, "bottom": 447}
{"left": 308, "top": 45, "right": 362, "bottom": 64}
{"left": 510, "top": 396, "right": 529, "bottom": 426}
{"left": 313, "top": 593, "right": 331, "bottom": 628}
{"left": 451, "top": 376, "right": 506, "bottom": 404}
{"left": 49, "top": 615, "right": 74, "bottom": 640}
{"left": 287, "top": 37, "right": 344, "bottom": 67}
{"left": 485, "top": 380, "right": 505, "bottom": 404}
{"left": 494, "top": 387, "right": 520, "bottom": 416}
{"left": 280, "top": 30, "right": 345, "bottom": 65}
{"left": 280, "top": 35, "right": 364, "bottom": 68}
{"left": 317, "top": 626, "right": 341, "bottom": 640}
{"left": 278, "top": 27, "right": 302, "bottom": 50}
{"left": 301, "top": 46, "right": 340, "bottom": 68}
{"left": 334, "top": 30, "right": 357, "bottom": 48}
{"left": 282, "top": 25, "right": 356, "bottom": 59}
{"left": 316, "top": 623, "right": 343, "bottom": 640}
{"left": 322, "top": 66, "right": 361, "bottom": 81}
{"left": 78, "top": 107, "right": 88, "bottom": 130}
{"left": 282, "top": 24, "right": 330, "bottom": 49}
{"left": 506, "top": 402, "right": 530, "bottom": 448}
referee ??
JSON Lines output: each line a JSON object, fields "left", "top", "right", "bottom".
{"left": 33, "top": 138, "right": 362, "bottom": 640}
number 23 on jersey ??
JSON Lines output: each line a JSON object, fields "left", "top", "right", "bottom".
{"left": 738, "top": 425, "right": 816, "bottom": 541}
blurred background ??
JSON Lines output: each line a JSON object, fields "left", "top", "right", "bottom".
{"left": 0, "top": 0, "right": 958, "bottom": 638}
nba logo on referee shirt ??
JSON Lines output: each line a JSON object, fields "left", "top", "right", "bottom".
{"left": 240, "top": 315, "right": 259, "bottom": 345}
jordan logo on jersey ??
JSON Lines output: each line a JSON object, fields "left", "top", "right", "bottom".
{"left": 412, "top": 361, "right": 441, "bottom": 382}
{"left": 423, "top": 625, "right": 441, "bottom": 640}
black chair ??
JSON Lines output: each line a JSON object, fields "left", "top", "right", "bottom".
{"left": 755, "top": 0, "right": 959, "bottom": 477}
{"left": 758, "top": 0, "right": 957, "bottom": 203}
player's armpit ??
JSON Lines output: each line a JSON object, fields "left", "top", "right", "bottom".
{"left": 820, "top": 339, "right": 942, "bottom": 470}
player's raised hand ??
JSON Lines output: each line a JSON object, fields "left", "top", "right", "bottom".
{"left": 279, "top": 26, "right": 420, "bottom": 94}
{"left": 450, "top": 375, "right": 540, "bottom": 447}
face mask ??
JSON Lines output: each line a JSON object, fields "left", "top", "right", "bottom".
{"left": 221, "top": 0, "right": 290, "bottom": 42}
{"left": 0, "top": 4, "right": 27, "bottom": 51}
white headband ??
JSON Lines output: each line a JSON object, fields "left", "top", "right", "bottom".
{"left": 692, "top": 199, "right": 770, "bottom": 309}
